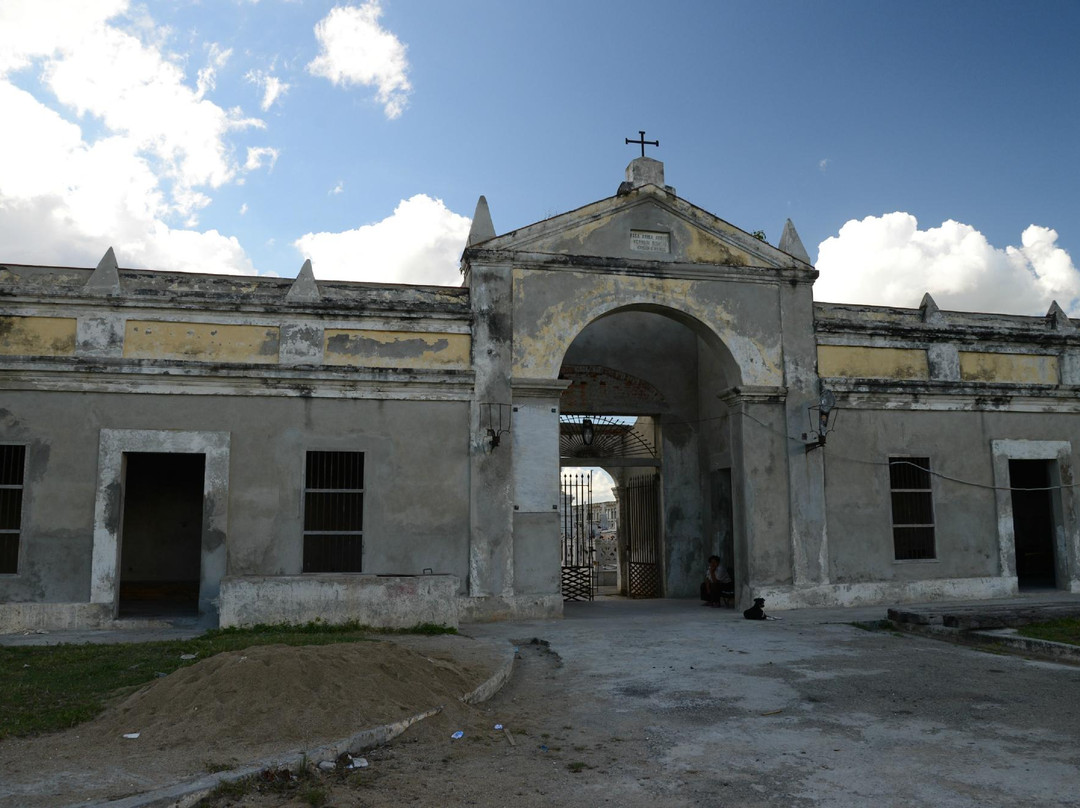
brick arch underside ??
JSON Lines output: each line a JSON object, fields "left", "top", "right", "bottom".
{"left": 559, "top": 364, "right": 666, "bottom": 413}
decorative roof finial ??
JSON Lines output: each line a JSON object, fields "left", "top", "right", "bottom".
{"left": 625, "top": 130, "right": 659, "bottom": 158}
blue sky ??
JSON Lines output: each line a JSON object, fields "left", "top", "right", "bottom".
{"left": 2, "top": 0, "right": 1078, "bottom": 314}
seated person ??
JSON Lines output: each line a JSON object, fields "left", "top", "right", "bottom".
{"left": 700, "top": 554, "right": 734, "bottom": 607}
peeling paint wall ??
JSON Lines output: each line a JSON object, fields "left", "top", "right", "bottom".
{"left": 0, "top": 316, "right": 76, "bottom": 356}
{"left": 324, "top": 329, "right": 470, "bottom": 369}
{"left": 959, "top": 351, "right": 1059, "bottom": 384}
{"left": 817, "top": 345, "right": 930, "bottom": 380}
{"left": 124, "top": 321, "right": 281, "bottom": 363}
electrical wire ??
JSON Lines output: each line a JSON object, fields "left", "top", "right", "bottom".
{"left": 736, "top": 410, "right": 1079, "bottom": 493}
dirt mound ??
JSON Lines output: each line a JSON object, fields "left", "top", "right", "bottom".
{"left": 0, "top": 636, "right": 506, "bottom": 808}
{"left": 96, "top": 642, "right": 476, "bottom": 754}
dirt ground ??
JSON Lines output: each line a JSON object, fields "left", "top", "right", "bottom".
{"left": 193, "top": 636, "right": 662, "bottom": 808}
{"left": 0, "top": 634, "right": 548, "bottom": 808}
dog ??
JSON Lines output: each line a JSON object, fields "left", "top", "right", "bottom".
{"left": 743, "top": 597, "right": 767, "bottom": 620}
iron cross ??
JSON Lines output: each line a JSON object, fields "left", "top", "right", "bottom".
{"left": 625, "top": 130, "right": 659, "bottom": 157}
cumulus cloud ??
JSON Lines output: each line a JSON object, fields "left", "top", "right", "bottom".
{"left": 815, "top": 213, "right": 1080, "bottom": 316}
{"left": 307, "top": 1, "right": 411, "bottom": 119}
{"left": 294, "top": 194, "right": 470, "bottom": 285}
{"left": 0, "top": 0, "right": 260, "bottom": 274}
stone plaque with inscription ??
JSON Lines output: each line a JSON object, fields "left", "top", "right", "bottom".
{"left": 630, "top": 230, "right": 670, "bottom": 253}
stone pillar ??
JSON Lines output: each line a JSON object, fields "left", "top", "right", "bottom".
{"left": 509, "top": 378, "right": 570, "bottom": 598}
{"left": 778, "top": 280, "right": 830, "bottom": 588}
{"left": 723, "top": 387, "right": 792, "bottom": 607}
{"left": 468, "top": 262, "right": 514, "bottom": 597}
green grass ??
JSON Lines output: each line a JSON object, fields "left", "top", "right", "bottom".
{"left": 1016, "top": 617, "right": 1080, "bottom": 646}
{"left": 0, "top": 621, "right": 455, "bottom": 740}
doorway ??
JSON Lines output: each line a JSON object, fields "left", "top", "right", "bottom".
{"left": 1009, "top": 459, "right": 1058, "bottom": 589}
{"left": 119, "top": 452, "right": 206, "bottom": 616}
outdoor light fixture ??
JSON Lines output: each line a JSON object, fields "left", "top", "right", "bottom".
{"left": 804, "top": 389, "right": 837, "bottom": 452}
{"left": 480, "top": 402, "right": 512, "bottom": 452}
{"left": 581, "top": 418, "right": 595, "bottom": 446}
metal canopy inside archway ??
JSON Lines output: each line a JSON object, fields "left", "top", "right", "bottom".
{"left": 559, "top": 415, "right": 658, "bottom": 466}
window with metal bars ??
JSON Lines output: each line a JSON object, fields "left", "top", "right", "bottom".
{"left": 0, "top": 445, "right": 27, "bottom": 574}
{"left": 303, "top": 451, "right": 364, "bottom": 573}
{"left": 889, "top": 456, "right": 936, "bottom": 560}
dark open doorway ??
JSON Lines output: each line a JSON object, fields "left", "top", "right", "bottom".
{"left": 1009, "top": 459, "right": 1057, "bottom": 589}
{"left": 119, "top": 452, "right": 205, "bottom": 617}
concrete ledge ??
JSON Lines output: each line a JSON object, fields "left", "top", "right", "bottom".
{"left": 0, "top": 602, "right": 112, "bottom": 633}
{"left": 219, "top": 574, "right": 460, "bottom": 629}
{"left": 458, "top": 593, "right": 563, "bottom": 623}
{"left": 889, "top": 622, "right": 1080, "bottom": 667}
{"left": 754, "top": 576, "right": 1017, "bottom": 611}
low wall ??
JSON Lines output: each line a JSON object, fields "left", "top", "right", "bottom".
{"left": 751, "top": 576, "right": 1018, "bottom": 611}
{"left": 458, "top": 593, "right": 563, "bottom": 623}
{"left": 218, "top": 574, "right": 460, "bottom": 629}
{"left": 0, "top": 602, "right": 112, "bottom": 633}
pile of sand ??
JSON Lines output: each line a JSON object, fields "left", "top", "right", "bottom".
{"left": 0, "top": 636, "right": 505, "bottom": 807}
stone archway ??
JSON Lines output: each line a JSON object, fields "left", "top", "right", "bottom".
{"left": 554, "top": 306, "right": 741, "bottom": 599}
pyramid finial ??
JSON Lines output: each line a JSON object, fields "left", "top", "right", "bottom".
{"left": 778, "top": 220, "right": 811, "bottom": 264}
{"left": 85, "top": 247, "right": 121, "bottom": 294}
{"left": 467, "top": 196, "right": 496, "bottom": 247}
{"left": 1047, "top": 300, "right": 1075, "bottom": 331}
{"left": 286, "top": 259, "right": 321, "bottom": 303}
{"left": 920, "top": 293, "right": 943, "bottom": 324}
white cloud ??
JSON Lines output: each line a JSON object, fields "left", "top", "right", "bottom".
{"left": 815, "top": 212, "right": 1080, "bottom": 316}
{"left": 239, "top": 203, "right": 249, "bottom": 215}
{"left": 818, "top": 158, "right": 830, "bottom": 172}
{"left": 307, "top": 1, "right": 411, "bottom": 119}
{"left": 245, "top": 146, "right": 280, "bottom": 172}
{"left": 0, "top": 2, "right": 259, "bottom": 275}
{"left": 246, "top": 68, "right": 289, "bottom": 110}
{"left": 294, "top": 194, "right": 470, "bottom": 285}
{"left": 330, "top": 181, "right": 345, "bottom": 195}
{"left": 196, "top": 43, "right": 232, "bottom": 98}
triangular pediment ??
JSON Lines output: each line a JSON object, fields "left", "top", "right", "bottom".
{"left": 473, "top": 184, "right": 810, "bottom": 270}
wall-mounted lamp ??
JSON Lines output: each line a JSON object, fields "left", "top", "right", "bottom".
{"left": 480, "top": 402, "right": 512, "bottom": 451}
{"left": 804, "top": 389, "right": 838, "bottom": 452}
{"left": 581, "top": 418, "right": 595, "bottom": 446}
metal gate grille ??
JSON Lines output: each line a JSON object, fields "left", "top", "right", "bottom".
{"left": 623, "top": 473, "right": 661, "bottom": 598}
{"left": 560, "top": 472, "right": 595, "bottom": 602}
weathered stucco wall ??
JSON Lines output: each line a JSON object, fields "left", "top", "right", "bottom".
{"left": 0, "top": 315, "right": 77, "bottom": 356}
{"left": 959, "top": 351, "right": 1059, "bottom": 384}
{"left": 0, "top": 391, "right": 472, "bottom": 612}
{"left": 817, "top": 345, "right": 929, "bottom": 380}
{"left": 219, "top": 574, "right": 461, "bottom": 629}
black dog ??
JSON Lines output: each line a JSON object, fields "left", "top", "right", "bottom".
{"left": 743, "top": 597, "right": 767, "bottom": 620}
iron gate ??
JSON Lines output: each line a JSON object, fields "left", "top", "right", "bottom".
{"left": 560, "top": 472, "right": 595, "bottom": 601}
{"left": 623, "top": 473, "right": 661, "bottom": 598}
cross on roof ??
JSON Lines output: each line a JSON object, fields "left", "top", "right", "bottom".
{"left": 625, "top": 130, "right": 659, "bottom": 158}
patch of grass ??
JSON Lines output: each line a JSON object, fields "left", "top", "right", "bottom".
{"left": 204, "top": 760, "right": 236, "bottom": 774}
{"left": 567, "top": 761, "right": 593, "bottom": 773}
{"left": 300, "top": 785, "right": 328, "bottom": 807}
{"left": 851, "top": 619, "right": 893, "bottom": 632}
{"left": 0, "top": 620, "right": 452, "bottom": 740}
{"left": 1017, "top": 617, "right": 1080, "bottom": 646}
{"left": 203, "top": 777, "right": 253, "bottom": 801}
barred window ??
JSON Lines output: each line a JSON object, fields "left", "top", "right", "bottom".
{"left": 0, "top": 445, "right": 27, "bottom": 574}
{"left": 303, "top": 451, "right": 364, "bottom": 573}
{"left": 889, "top": 457, "right": 936, "bottom": 560}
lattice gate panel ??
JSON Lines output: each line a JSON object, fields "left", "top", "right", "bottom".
{"left": 560, "top": 472, "right": 595, "bottom": 602}
{"left": 623, "top": 473, "right": 661, "bottom": 598}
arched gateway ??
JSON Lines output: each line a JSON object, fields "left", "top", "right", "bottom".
{"left": 462, "top": 157, "right": 828, "bottom": 619}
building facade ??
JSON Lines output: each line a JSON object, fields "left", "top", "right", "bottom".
{"left": 1, "top": 157, "right": 1077, "bottom": 631}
